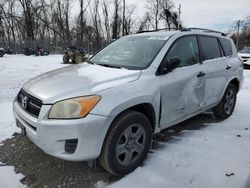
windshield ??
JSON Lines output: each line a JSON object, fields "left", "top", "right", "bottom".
{"left": 90, "top": 36, "right": 168, "bottom": 70}
{"left": 239, "top": 47, "right": 250, "bottom": 54}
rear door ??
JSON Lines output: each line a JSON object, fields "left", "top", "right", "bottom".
{"left": 197, "top": 35, "right": 228, "bottom": 107}
{"left": 219, "top": 37, "right": 235, "bottom": 75}
{"left": 159, "top": 35, "right": 206, "bottom": 128}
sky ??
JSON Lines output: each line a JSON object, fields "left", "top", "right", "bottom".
{"left": 173, "top": 0, "right": 249, "bottom": 30}
{"left": 72, "top": 0, "right": 250, "bottom": 32}
{"left": 126, "top": 0, "right": 250, "bottom": 31}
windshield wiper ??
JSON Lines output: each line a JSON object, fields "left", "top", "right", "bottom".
{"left": 87, "top": 61, "right": 123, "bottom": 69}
{"left": 86, "top": 60, "right": 95, "bottom": 64}
{"left": 97, "top": 63, "right": 123, "bottom": 69}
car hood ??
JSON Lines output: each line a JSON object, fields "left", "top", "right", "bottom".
{"left": 23, "top": 63, "right": 141, "bottom": 104}
{"left": 238, "top": 53, "right": 250, "bottom": 57}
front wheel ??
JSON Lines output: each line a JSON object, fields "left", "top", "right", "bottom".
{"left": 99, "top": 110, "right": 152, "bottom": 176}
{"left": 213, "top": 84, "right": 237, "bottom": 119}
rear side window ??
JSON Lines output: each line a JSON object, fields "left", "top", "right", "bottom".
{"left": 219, "top": 38, "right": 233, "bottom": 56}
{"left": 198, "top": 36, "right": 221, "bottom": 61}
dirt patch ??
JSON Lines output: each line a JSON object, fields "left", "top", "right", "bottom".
{"left": 0, "top": 134, "right": 116, "bottom": 187}
{"left": 0, "top": 112, "right": 218, "bottom": 187}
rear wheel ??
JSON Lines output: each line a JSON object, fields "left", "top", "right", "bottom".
{"left": 99, "top": 110, "right": 152, "bottom": 176}
{"left": 213, "top": 83, "right": 237, "bottom": 119}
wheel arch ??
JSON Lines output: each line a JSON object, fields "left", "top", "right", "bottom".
{"left": 127, "top": 103, "right": 156, "bottom": 132}
{"left": 99, "top": 103, "right": 156, "bottom": 156}
{"left": 108, "top": 103, "right": 157, "bottom": 134}
{"left": 222, "top": 77, "right": 240, "bottom": 97}
{"left": 212, "top": 77, "right": 240, "bottom": 110}
{"left": 229, "top": 78, "right": 240, "bottom": 93}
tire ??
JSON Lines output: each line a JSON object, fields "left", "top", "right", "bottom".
{"left": 63, "top": 55, "right": 69, "bottom": 64}
{"left": 213, "top": 83, "right": 237, "bottom": 119}
{"left": 74, "top": 54, "right": 82, "bottom": 64}
{"left": 99, "top": 110, "right": 152, "bottom": 176}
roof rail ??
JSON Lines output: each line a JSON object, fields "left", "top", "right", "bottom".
{"left": 137, "top": 27, "right": 178, "bottom": 34}
{"left": 181, "top": 27, "right": 226, "bottom": 36}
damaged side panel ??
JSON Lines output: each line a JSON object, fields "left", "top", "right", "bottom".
{"left": 159, "top": 64, "right": 205, "bottom": 129}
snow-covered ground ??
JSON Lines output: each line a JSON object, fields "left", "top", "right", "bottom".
{"left": 0, "top": 55, "right": 67, "bottom": 188}
{"left": 105, "top": 72, "right": 250, "bottom": 188}
{"left": 0, "top": 55, "right": 67, "bottom": 143}
{"left": 0, "top": 55, "right": 250, "bottom": 188}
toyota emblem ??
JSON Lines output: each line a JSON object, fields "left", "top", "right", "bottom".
{"left": 21, "top": 96, "right": 28, "bottom": 109}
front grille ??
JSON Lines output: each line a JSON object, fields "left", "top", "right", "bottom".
{"left": 17, "top": 89, "right": 42, "bottom": 118}
{"left": 242, "top": 56, "right": 250, "bottom": 62}
{"left": 65, "top": 139, "right": 78, "bottom": 154}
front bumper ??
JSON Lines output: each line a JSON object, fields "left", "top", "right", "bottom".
{"left": 245, "top": 59, "right": 250, "bottom": 65}
{"left": 13, "top": 101, "right": 113, "bottom": 161}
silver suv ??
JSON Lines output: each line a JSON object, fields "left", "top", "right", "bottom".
{"left": 13, "top": 29, "right": 243, "bottom": 176}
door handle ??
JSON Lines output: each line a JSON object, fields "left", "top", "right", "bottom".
{"left": 226, "top": 65, "right": 232, "bottom": 70}
{"left": 197, "top": 71, "right": 206, "bottom": 78}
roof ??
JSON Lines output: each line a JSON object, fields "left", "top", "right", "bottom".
{"left": 128, "top": 31, "right": 179, "bottom": 38}
{"left": 127, "top": 28, "right": 227, "bottom": 39}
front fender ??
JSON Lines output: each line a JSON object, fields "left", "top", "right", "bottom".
{"left": 90, "top": 74, "right": 161, "bottom": 126}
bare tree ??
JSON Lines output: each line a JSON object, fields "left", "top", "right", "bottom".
{"left": 102, "top": 0, "right": 111, "bottom": 42}
{"left": 231, "top": 16, "right": 250, "bottom": 49}
{"left": 112, "top": 0, "right": 121, "bottom": 39}
{"left": 137, "top": 12, "right": 150, "bottom": 32}
{"left": 64, "top": 0, "right": 72, "bottom": 45}
{"left": 146, "top": 0, "right": 161, "bottom": 30}
{"left": 18, "top": 0, "right": 42, "bottom": 47}
{"left": 161, "top": 0, "right": 181, "bottom": 30}
{"left": 0, "top": 2, "right": 6, "bottom": 45}
{"left": 90, "top": 0, "right": 102, "bottom": 49}
{"left": 78, "top": 0, "right": 91, "bottom": 45}
{"left": 0, "top": 0, "right": 183, "bottom": 53}
{"left": 79, "top": 0, "right": 85, "bottom": 45}
{"left": 160, "top": 0, "right": 173, "bottom": 29}
{"left": 122, "top": 0, "right": 125, "bottom": 36}
{"left": 124, "top": 4, "right": 136, "bottom": 35}
{"left": 0, "top": 0, "right": 17, "bottom": 49}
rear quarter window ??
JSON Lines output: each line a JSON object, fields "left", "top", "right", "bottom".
{"left": 198, "top": 36, "right": 221, "bottom": 61}
{"left": 219, "top": 38, "right": 233, "bottom": 57}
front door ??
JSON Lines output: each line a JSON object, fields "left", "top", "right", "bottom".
{"left": 159, "top": 35, "right": 206, "bottom": 128}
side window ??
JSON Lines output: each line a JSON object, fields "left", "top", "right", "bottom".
{"left": 198, "top": 36, "right": 221, "bottom": 61}
{"left": 166, "top": 36, "right": 199, "bottom": 68}
{"left": 219, "top": 38, "right": 233, "bottom": 57}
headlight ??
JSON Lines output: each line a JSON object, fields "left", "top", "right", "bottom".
{"left": 48, "top": 96, "right": 101, "bottom": 119}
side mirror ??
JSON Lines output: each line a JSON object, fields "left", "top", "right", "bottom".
{"left": 158, "top": 57, "right": 181, "bottom": 75}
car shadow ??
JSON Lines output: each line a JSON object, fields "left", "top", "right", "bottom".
{"left": 152, "top": 111, "right": 220, "bottom": 149}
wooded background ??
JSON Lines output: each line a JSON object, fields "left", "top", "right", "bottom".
{"left": 0, "top": 0, "right": 249, "bottom": 53}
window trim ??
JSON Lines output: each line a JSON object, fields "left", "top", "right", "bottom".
{"left": 156, "top": 34, "right": 201, "bottom": 76}
{"left": 197, "top": 35, "right": 223, "bottom": 62}
{"left": 218, "top": 37, "right": 233, "bottom": 58}
{"left": 217, "top": 38, "right": 226, "bottom": 57}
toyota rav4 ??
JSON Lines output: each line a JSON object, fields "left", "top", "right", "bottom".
{"left": 13, "top": 28, "right": 244, "bottom": 176}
